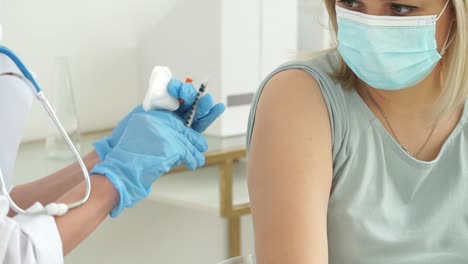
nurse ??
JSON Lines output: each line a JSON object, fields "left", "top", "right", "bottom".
{"left": 248, "top": 0, "right": 468, "bottom": 263}
{"left": 0, "top": 46, "right": 225, "bottom": 262}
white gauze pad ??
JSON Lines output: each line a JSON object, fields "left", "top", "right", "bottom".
{"left": 142, "top": 66, "right": 180, "bottom": 112}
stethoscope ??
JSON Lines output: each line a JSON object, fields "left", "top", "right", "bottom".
{"left": 0, "top": 45, "right": 91, "bottom": 216}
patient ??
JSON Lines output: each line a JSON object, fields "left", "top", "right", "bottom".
{"left": 247, "top": 0, "right": 468, "bottom": 263}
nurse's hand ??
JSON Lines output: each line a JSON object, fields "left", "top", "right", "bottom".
{"left": 93, "top": 78, "right": 225, "bottom": 161}
{"left": 91, "top": 110, "right": 208, "bottom": 217}
{"left": 167, "top": 79, "right": 226, "bottom": 132}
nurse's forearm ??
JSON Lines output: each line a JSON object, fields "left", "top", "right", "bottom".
{"left": 8, "top": 151, "right": 101, "bottom": 217}
{"left": 55, "top": 174, "right": 118, "bottom": 255}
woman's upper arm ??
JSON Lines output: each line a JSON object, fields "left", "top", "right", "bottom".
{"left": 248, "top": 69, "right": 333, "bottom": 264}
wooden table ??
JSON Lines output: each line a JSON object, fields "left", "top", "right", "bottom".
{"left": 171, "top": 146, "right": 249, "bottom": 257}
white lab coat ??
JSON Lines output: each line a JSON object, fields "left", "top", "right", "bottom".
{"left": 0, "top": 53, "right": 64, "bottom": 263}
{"left": 0, "top": 196, "right": 63, "bottom": 264}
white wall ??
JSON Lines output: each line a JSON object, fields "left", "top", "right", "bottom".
{"left": 0, "top": 0, "right": 332, "bottom": 141}
{"left": 298, "top": 0, "right": 333, "bottom": 52}
{"left": 0, "top": 0, "right": 177, "bottom": 142}
{"left": 140, "top": 0, "right": 298, "bottom": 137}
{"left": 139, "top": 0, "right": 223, "bottom": 134}
{"left": 260, "top": 0, "right": 298, "bottom": 78}
{"left": 219, "top": 0, "right": 298, "bottom": 136}
{"left": 1, "top": 0, "right": 329, "bottom": 141}
{"left": 218, "top": 0, "right": 262, "bottom": 136}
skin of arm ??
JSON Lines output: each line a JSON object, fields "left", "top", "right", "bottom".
{"left": 8, "top": 151, "right": 101, "bottom": 217}
{"left": 54, "top": 173, "right": 119, "bottom": 255}
{"left": 248, "top": 69, "right": 333, "bottom": 264}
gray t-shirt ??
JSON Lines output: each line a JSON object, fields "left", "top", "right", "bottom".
{"left": 247, "top": 51, "right": 468, "bottom": 263}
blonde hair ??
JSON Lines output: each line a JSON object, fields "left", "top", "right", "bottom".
{"left": 323, "top": 0, "right": 468, "bottom": 117}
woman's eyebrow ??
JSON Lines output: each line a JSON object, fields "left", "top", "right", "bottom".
{"left": 379, "top": 0, "right": 420, "bottom": 3}
{"left": 378, "top": 0, "right": 416, "bottom": 2}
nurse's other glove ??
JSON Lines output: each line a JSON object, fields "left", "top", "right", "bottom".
{"left": 93, "top": 78, "right": 225, "bottom": 161}
{"left": 91, "top": 110, "right": 208, "bottom": 217}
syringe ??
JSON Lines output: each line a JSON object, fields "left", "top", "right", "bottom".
{"left": 185, "top": 81, "right": 207, "bottom": 128}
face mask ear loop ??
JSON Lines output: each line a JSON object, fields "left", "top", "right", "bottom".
{"left": 436, "top": 0, "right": 451, "bottom": 21}
{"left": 440, "top": 20, "right": 455, "bottom": 56}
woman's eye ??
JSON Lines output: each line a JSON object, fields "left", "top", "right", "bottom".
{"left": 338, "top": 0, "right": 360, "bottom": 9}
{"left": 391, "top": 4, "right": 417, "bottom": 15}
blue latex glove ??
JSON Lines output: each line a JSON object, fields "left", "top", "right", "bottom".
{"left": 167, "top": 78, "right": 225, "bottom": 132}
{"left": 91, "top": 110, "right": 208, "bottom": 217}
{"left": 93, "top": 78, "right": 225, "bottom": 161}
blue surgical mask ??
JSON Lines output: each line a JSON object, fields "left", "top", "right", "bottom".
{"left": 336, "top": 0, "right": 452, "bottom": 90}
